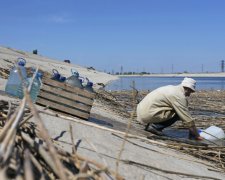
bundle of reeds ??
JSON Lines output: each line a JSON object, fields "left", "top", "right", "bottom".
{"left": 166, "top": 139, "right": 225, "bottom": 170}
{"left": 0, "top": 96, "right": 123, "bottom": 179}
{"left": 0, "top": 67, "right": 9, "bottom": 79}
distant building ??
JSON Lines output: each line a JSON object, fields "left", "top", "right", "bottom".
{"left": 33, "top": 49, "right": 38, "bottom": 55}
{"left": 221, "top": 60, "right": 224, "bottom": 72}
{"left": 120, "top": 66, "right": 123, "bottom": 75}
{"left": 64, "top": 60, "right": 71, "bottom": 63}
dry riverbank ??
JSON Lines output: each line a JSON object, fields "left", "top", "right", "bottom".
{"left": 0, "top": 46, "right": 118, "bottom": 88}
{"left": 0, "top": 46, "right": 225, "bottom": 179}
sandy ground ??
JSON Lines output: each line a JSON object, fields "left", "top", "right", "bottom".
{"left": 1, "top": 46, "right": 225, "bottom": 179}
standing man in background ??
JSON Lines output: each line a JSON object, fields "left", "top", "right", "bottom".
{"left": 137, "top": 77, "right": 203, "bottom": 140}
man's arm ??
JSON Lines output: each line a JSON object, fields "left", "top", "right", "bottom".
{"left": 171, "top": 97, "right": 203, "bottom": 140}
{"left": 169, "top": 93, "right": 203, "bottom": 140}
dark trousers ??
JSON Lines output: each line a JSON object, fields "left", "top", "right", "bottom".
{"left": 147, "top": 114, "right": 179, "bottom": 131}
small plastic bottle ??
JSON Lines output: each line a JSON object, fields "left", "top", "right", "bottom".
{"left": 28, "top": 72, "right": 43, "bottom": 102}
{"left": 5, "top": 58, "right": 28, "bottom": 99}
{"left": 51, "top": 69, "right": 66, "bottom": 82}
{"left": 66, "top": 69, "right": 83, "bottom": 88}
{"left": 84, "top": 79, "right": 94, "bottom": 92}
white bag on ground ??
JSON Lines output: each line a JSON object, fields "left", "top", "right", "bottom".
{"left": 200, "top": 126, "right": 225, "bottom": 141}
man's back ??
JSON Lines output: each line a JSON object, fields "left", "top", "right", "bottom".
{"left": 137, "top": 85, "right": 186, "bottom": 124}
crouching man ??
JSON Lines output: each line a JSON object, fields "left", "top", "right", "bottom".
{"left": 137, "top": 77, "right": 203, "bottom": 140}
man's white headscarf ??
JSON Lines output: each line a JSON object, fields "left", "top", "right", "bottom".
{"left": 181, "top": 77, "right": 196, "bottom": 92}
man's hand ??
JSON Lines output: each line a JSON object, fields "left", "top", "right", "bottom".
{"left": 189, "top": 125, "right": 202, "bottom": 140}
{"left": 195, "top": 136, "right": 204, "bottom": 141}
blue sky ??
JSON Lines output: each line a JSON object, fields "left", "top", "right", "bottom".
{"left": 1, "top": 0, "right": 225, "bottom": 73}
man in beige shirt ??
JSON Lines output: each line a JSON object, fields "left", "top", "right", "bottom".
{"left": 137, "top": 77, "right": 202, "bottom": 140}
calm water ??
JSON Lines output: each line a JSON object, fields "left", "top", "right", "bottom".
{"left": 106, "top": 76, "right": 225, "bottom": 91}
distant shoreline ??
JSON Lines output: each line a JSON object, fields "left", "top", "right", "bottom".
{"left": 117, "top": 72, "right": 225, "bottom": 78}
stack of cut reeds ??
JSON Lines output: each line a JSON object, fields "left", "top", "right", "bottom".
{"left": 0, "top": 96, "right": 123, "bottom": 179}
{"left": 0, "top": 67, "right": 9, "bottom": 79}
{"left": 166, "top": 140, "right": 225, "bottom": 170}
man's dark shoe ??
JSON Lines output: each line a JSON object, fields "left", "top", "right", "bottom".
{"left": 145, "top": 125, "right": 164, "bottom": 136}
